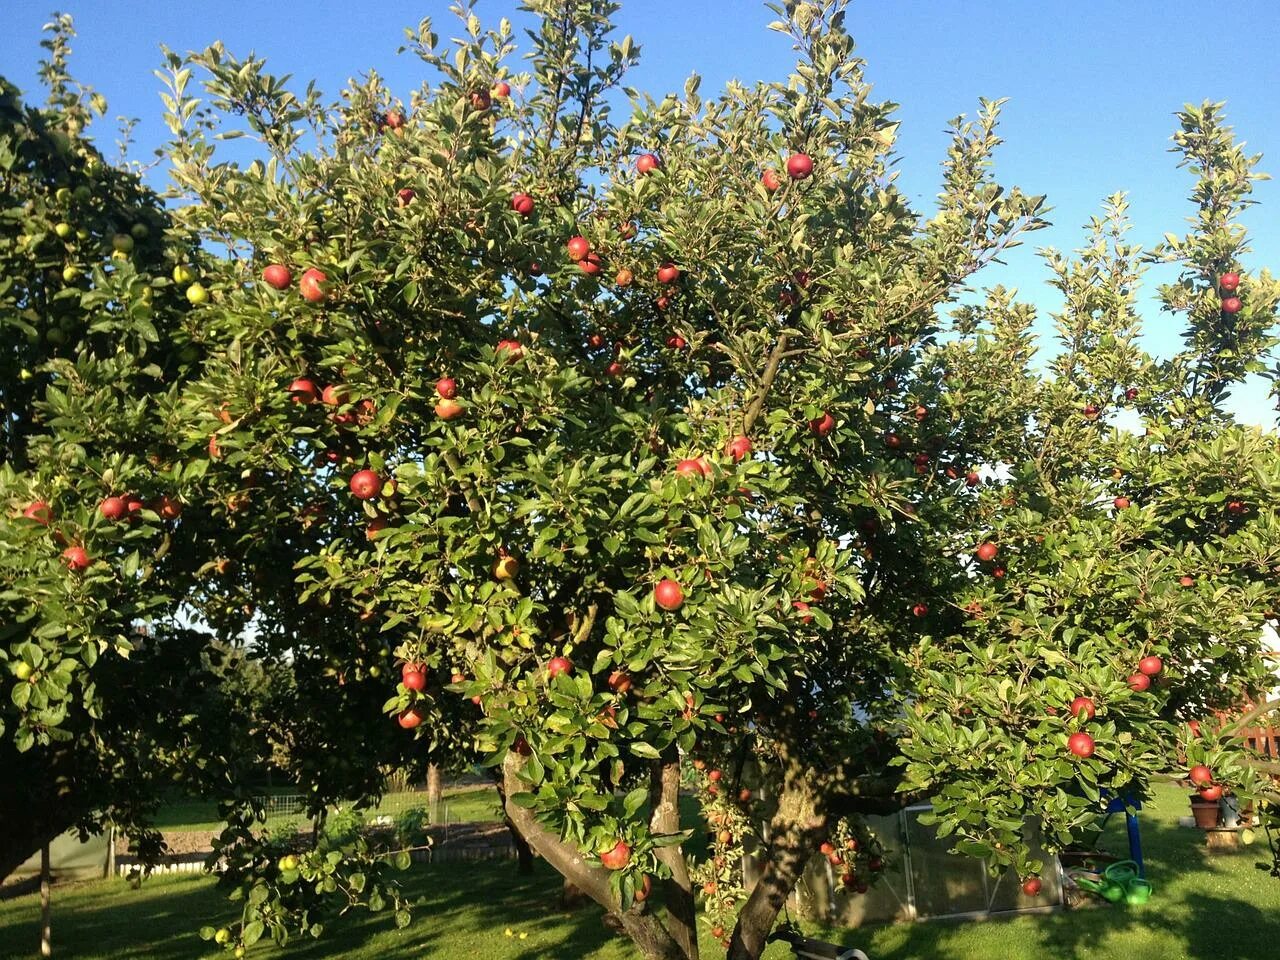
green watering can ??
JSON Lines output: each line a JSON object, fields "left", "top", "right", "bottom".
{"left": 1072, "top": 860, "right": 1152, "bottom": 905}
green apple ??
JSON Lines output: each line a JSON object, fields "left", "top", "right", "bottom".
{"left": 278, "top": 854, "right": 298, "bottom": 872}
{"left": 13, "top": 662, "right": 33, "bottom": 681}
{"left": 76, "top": 228, "right": 89, "bottom": 241}
{"left": 62, "top": 264, "right": 80, "bottom": 283}
{"left": 55, "top": 187, "right": 72, "bottom": 203}
{"left": 186, "top": 283, "right": 209, "bottom": 305}
{"left": 54, "top": 222, "right": 73, "bottom": 239}
{"left": 130, "top": 222, "right": 149, "bottom": 240}
{"left": 214, "top": 928, "right": 231, "bottom": 944}
{"left": 111, "top": 233, "right": 134, "bottom": 254}
{"left": 173, "top": 264, "right": 195, "bottom": 285}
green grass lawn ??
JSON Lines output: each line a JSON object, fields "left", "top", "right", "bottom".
{"left": 151, "top": 786, "right": 503, "bottom": 833}
{"left": 3, "top": 784, "right": 1278, "bottom": 959}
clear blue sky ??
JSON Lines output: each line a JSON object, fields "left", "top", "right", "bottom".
{"left": 4, "top": 1, "right": 1280, "bottom": 420}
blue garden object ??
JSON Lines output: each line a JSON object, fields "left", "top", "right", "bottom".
{"left": 1100, "top": 792, "right": 1145, "bottom": 879}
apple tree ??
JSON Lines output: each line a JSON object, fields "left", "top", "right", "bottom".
{"left": 0, "top": 18, "right": 468, "bottom": 921}
{"left": 125, "top": 0, "right": 1280, "bottom": 958}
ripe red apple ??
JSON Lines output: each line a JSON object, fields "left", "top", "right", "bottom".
{"left": 793, "top": 600, "right": 813, "bottom": 624}
{"left": 469, "top": 90, "right": 491, "bottom": 112}
{"left": 657, "top": 262, "right": 680, "bottom": 284}
{"left": 708, "top": 769, "right": 722, "bottom": 782}
{"left": 1221, "top": 296, "right": 1242, "bottom": 314}
{"left": 600, "top": 840, "right": 631, "bottom": 870}
{"left": 546, "top": 656, "right": 573, "bottom": 678}
{"left": 975, "top": 541, "right": 998, "bottom": 563}
{"left": 61, "top": 545, "right": 90, "bottom": 572}
{"left": 1113, "top": 496, "right": 1130, "bottom": 510}
{"left": 366, "top": 516, "right": 390, "bottom": 540}
{"left": 1021, "top": 877, "right": 1042, "bottom": 897}
{"left": 1083, "top": 403, "right": 1101, "bottom": 420}
{"left": 656, "top": 295, "right": 671, "bottom": 310}
{"left": 655, "top": 578, "right": 685, "bottom": 611}
{"left": 786, "top": 153, "right": 813, "bottom": 180}
{"left": 1226, "top": 499, "right": 1246, "bottom": 515}
{"left": 262, "top": 264, "right": 292, "bottom": 290}
{"left": 1189, "top": 765, "right": 1213, "bottom": 787}
{"left": 23, "top": 501, "right": 52, "bottom": 525}
{"left": 492, "top": 80, "right": 511, "bottom": 99}
{"left": 567, "top": 235, "right": 590, "bottom": 260}
{"left": 578, "top": 252, "right": 603, "bottom": 275}
{"left": 1219, "top": 271, "right": 1241, "bottom": 292}
{"left": 155, "top": 495, "right": 183, "bottom": 521}
{"left": 511, "top": 192, "right": 534, "bottom": 216}
{"left": 762, "top": 168, "right": 782, "bottom": 192}
{"left": 398, "top": 708, "right": 424, "bottom": 730}
{"left": 636, "top": 153, "right": 660, "bottom": 175}
{"left": 615, "top": 268, "right": 634, "bottom": 287}
{"left": 965, "top": 471, "right": 980, "bottom": 487}
{"left": 634, "top": 874, "right": 652, "bottom": 902}
{"left": 809, "top": 411, "right": 836, "bottom": 436}
{"left": 396, "top": 188, "right": 415, "bottom": 207}
{"left": 819, "top": 841, "right": 835, "bottom": 856}
{"left": 1138, "top": 655, "right": 1163, "bottom": 676}
{"left": 1179, "top": 575, "right": 1195, "bottom": 587}
{"left": 435, "top": 377, "right": 457, "bottom": 399}
{"left": 298, "top": 268, "right": 327, "bottom": 303}
{"left": 496, "top": 339, "right": 524, "bottom": 360}
{"left": 608, "top": 670, "right": 632, "bottom": 694}
{"left": 321, "top": 383, "right": 348, "bottom": 406}
{"left": 349, "top": 469, "right": 382, "bottom": 500}
{"left": 100, "top": 496, "right": 128, "bottom": 521}
{"left": 450, "top": 672, "right": 466, "bottom": 685}
{"left": 726, "top": 435, "right": 752, "bottom": 462}
{"left": 124, "top": 495, "right": 145, "bottom": 519}
{"left": 511, "top": 734, "right": 532, "bottom": 756}
{"left": 665, "top": 334, "right": 687, "bottom": 349}
{"left": 1068, "top": 696, "right": 1096, "bottom": 720}
{"left": 402, "top": 668, "right": 427, "bottom": 692}
{"left": 384, "top": 111, "right": 406, "bottom": 130}
{"left": 1067, "top": 731, "right": 1095, "bottom": 758}
{"left": 675, "top": 457, "right": 711, "bottom": 479}
{"left": 1199, "top": 784, "right": 1224, "bottom": 802}
{"left": 435, "top": 398, "right": 464, "bottom": 420}
{"left": 911, "top": 602, "right": 928, "bottom": 618}
{"left": 605, "top": 360, "right": 624, "bottom": 377}
{"left": 1125, "top": 387, "right": 1139, "bottom": 402}
{"left": 288, "top": 377, "right": 319, "bottom": 404}
{"left": 1127, "top": 672, "right": 1151, "bottom": 692}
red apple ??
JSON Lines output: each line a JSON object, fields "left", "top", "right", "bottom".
{"left": 654, "top": 578, "right": 684, "bottom": 611}
{"left": 124, "top": 495, "right": 145, "bottom": 519}
{"left": 1113, "top": 496, "right": 1130, "bottom": 510}
{"left": 600, "top": 840, "right": 631, "bottom": 870}
{"left": 911, "top": 602, "right": 928, "bottom": 618}
{"left": 398, "top": 707, "right": 423, "bottom": 730}
{"left": 1189, "top": 765, "right": 1213, "bottom": 787}
{"left": 634, "top": 874, "right": 652, "bottom": 902}
{"left": 1068, "top": 696, "right": 1096, "bottom": 721}
{"left": 402, "top": 668, "right": 426, "bottom": 692}
{"left": 567, "top": 236, "right": 590, "bottom": 260}
{"left": 546, "top": 656, "right": 573, "bottom": 678}
{"left": 298, "top": 268, "right": 327, "bottom": 303}
{"left": 511, "top": 192, "right": 534, "bottom": 216}
{"left": 578, "top": 252, "right": 603, "bottom": 275}
{"left": 793, "top": 600, "right": 813, "bottom": 624}
{"left": 1125, "top": 387, "right": 1139, "bottom": 402}
{"left": 1179, "top": 575, "right": 1195, "bottom": 587}
{"left": 605, "top": 360, "right": 624, "bottom": 377}
{"left": 1219, "top": 272, "right": 1240, "bottom": 292}
{"left": 636, "top": 153, "right": 660, "bottom": 175}
{"left": 492, "top": 81, "right": 511, "bottom": 99}
{"left": 708, "top": 769, "right": 722, "bottom": 782}
{"left": 665, "top": 334, "right": 687, "bottom": 349}
{"left": 965, "top": 471, "right": 980, "bottom": 487}
{"left": 100, "top": 496, "right": 128, "bottom": 521}
{"left": 469, "top": 90, "right": 491, "bottom": 112}
{"left": 1221, "top": 296, "right": 1242, "bottom": 314}
{"left": 321, "top": 383, "right": 348, "bottom": 406}
{"left": 435, "top": 398, "right": 464, "bottom": 420}
{"left": 1199, "top": 784, "right": 1224, "bottom": 802}
{"left": 786, "top": 153, "right": 813, "bottom": 180}
{"left": 809, "top": 411, "right": 836, "bottom": 436}
{"left": 1021, "top": 877, "right": 1042, "bottom": 897}
{"left": 349, "top": 469, "right": 382, "bottom": 500}
{"left": 762, "top": 168, "right": 782, "bottom": 191}
{"left": 608, "top": 671, "right": 632, "bottom": 694}
{"left": 61, "top": 545, "right": 90, "bottom": 572}
{"left": 615, "top": 268, "right": 634, "bottom": 287}
{"left": 726, "top": 435, "right": 752, "bottom": 462}
{"left": 396, "top": 188, "right": 416, "bottom": 207}
{"left": 1138, "top": 655, "right": 1163, "bottom": 676}
{"left": 512, "top": 734, "right": 532, "bottom": 756}
{"left": 366, "top": 516, "right": 390, "bottom": 540}
{"left": 1083, "top": 403, "right": 1101, "bottom": 420}
{"left": 288, "top": 377, "right": 319, "bottom": 404}
{"left": 657, "top": 262, "right": 680, "bottom": 284}
{"left": 819, "top": 841, "right": 835, "bottom": 856}
{"left": 675, "top": 457, "right": 711, "bottom": 479}
{"left": 975, "top": 541, "right": 998, "bottom": 563}
{"left": 496, "top": 339, "right": 524, "bottom": 360}
{"left": 436, "top": 377, "right": 457, "bottom": 399}
{"left": 155, "top": 495, "right": 183, "bottom": 521}
{"left": 1127, "top": 672, "right": 1151, "bottom": 692}
{"left": 1068, "top": 731, "right": 1095, "bottom": 758}
{"left": 1227, "top": 499, "right": 1246, "bottom": 515}
{"left": 262, "top": 264, "right": 292, "bottom": 290}
{"left": 23, "top": 501, "right": 52, "bottom": 525}
{"left": 618, "top": 221, "right": 637, "bottom": 240}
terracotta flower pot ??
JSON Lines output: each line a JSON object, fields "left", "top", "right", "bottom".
{"left": 1190, "top": 794, "right": 1220, "bottom": 829}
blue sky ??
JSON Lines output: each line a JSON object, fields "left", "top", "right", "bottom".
{"left": 4, "top": 0, "right": 1279, "bottom": 420}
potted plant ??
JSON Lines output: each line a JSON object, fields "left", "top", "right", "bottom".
{"left": 1189, "top": 792, "right": 1221, "bottom": 829}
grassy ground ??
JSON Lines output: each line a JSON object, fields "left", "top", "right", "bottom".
{"left": 151, "top": 786, "right": 502, "bottom": 833}
{"left": 2, "top": 784, "right": 1278, "bottom": 959}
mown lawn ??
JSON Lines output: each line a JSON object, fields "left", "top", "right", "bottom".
{"left": 2, "top": 784, "right": 1278, "bottom": 959}
{"left": 151, "top": 786, "right": 502, "bottom": 833}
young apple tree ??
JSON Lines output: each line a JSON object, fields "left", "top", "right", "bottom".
{"left": 141, "top": 0, "right": 1280, "bottom": 957}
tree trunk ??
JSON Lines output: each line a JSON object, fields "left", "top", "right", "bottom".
{"left": 501, "top": 753, "right": 685, "bottom": 960}
{"left": 0, "top": 740, "right": 78, "bottom": 884}
{"left": 426, "top": 763, "right": 442, "bottom": 824}
{"left": 40, "top": 843, "right": 52, "bottom": 958}
{"left": 650, "top": 757, "right": 699, "bottom": 960}
{"left": 728, "top": 778, "right": 827, "bottom": 960}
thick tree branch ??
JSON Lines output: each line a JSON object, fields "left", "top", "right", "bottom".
{"left": 649, "top": 755, "right": 699, "bottom": 960}
{"left": 741, "top": 334, "right": 789, "bottom": 437}
{"left": 442, "top": 450, "right": 482, "bottom": 514}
